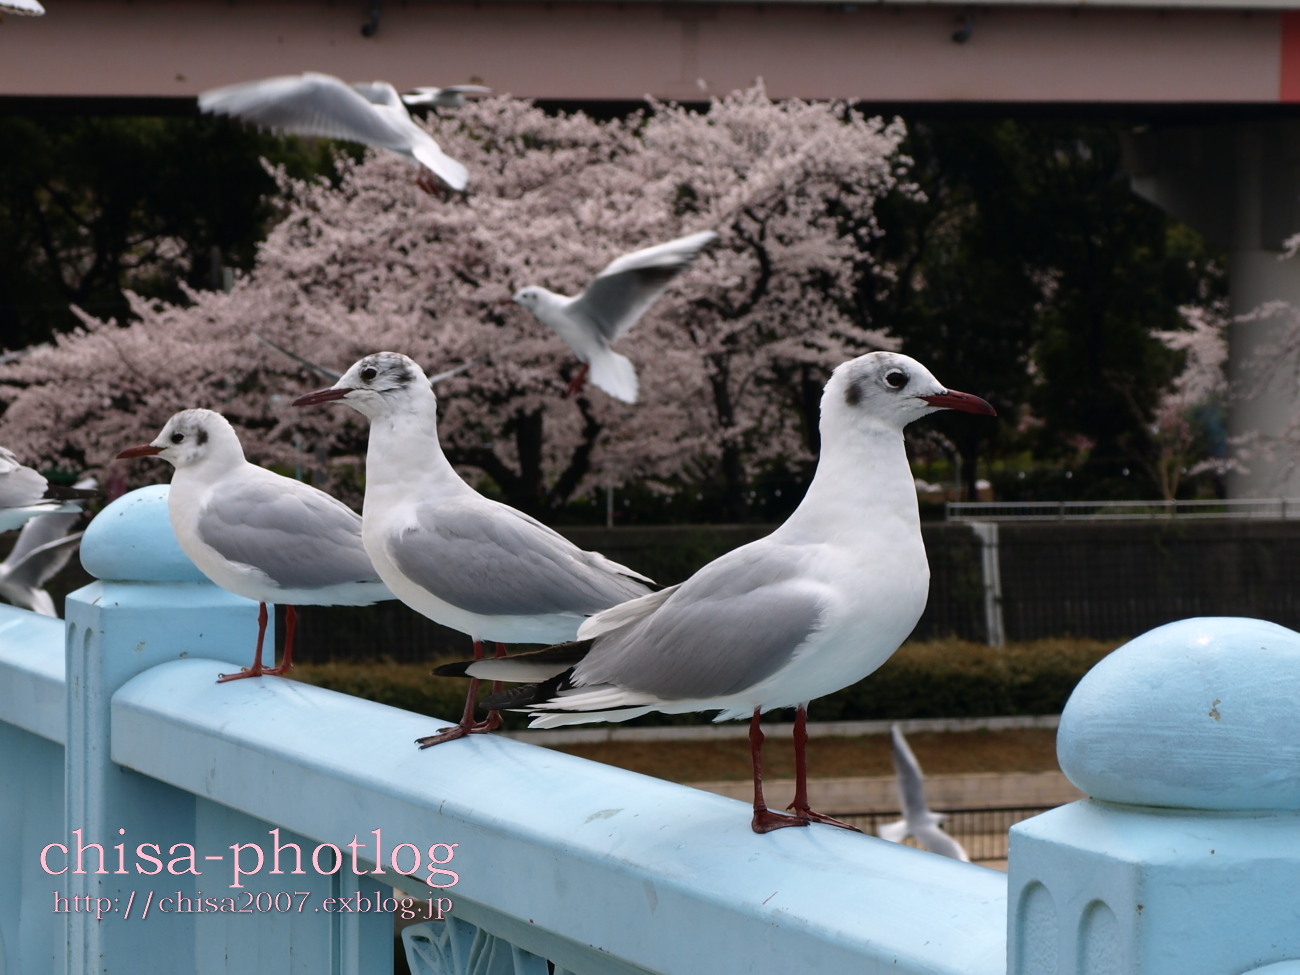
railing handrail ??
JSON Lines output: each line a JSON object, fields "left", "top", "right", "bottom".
{"left": 106, "top": 656, "right": 1008, "bottom": 975}
{"left": 946, "top": 497, "right": 1300, "bottom": 521}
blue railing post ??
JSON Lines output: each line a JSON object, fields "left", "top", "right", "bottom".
{"left": 62, "top": 485, "right": 261, "bottom": 974}
{"left": 1007, "top": 617, "right": 1300, "bottom": 974}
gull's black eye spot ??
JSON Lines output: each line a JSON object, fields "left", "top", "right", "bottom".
{"left": 844, "top": 382, "right": 862, "bottom": 407}
{"left": 169, "top": 432, "right": 184, "bottom": 445}
{"left": 360, "top": 366, "right": 378, "bottom": 383}
{"left": 884, "top": 369, "right": 907, "bottom": 389}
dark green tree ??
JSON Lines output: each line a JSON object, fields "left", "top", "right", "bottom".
{"left": 863, "top": 117, "right": 1222, "bottom": 501}
{"left": 0, "top": 112, "right": 339, "bottom": 347}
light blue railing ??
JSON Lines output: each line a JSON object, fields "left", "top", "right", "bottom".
{"left": 2, "top": 486, "right": 1298, "bottom": 975}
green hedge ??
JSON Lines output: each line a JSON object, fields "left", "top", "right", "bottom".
{"left": 288, "top": 636, "right": 1120, "bottom": 729}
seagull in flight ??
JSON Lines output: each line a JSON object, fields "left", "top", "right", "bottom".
{"left": 199, "top": 72, "right": 469, "bottom": 194}
{"left": 293, "top": 351, "right": 656, "bottom": 746}
{"left": 117, "top": 409, "right": 393, "bottom": 681}
{"left": 511, "top": 230, "right": 718, "bottom": 403}
{"left": 438, "top": 351, "right": 995, "bottom": 833}
{"left": 0, "top": 475, "right": 93, "bottom": 616}
{"left": 0, "top": 446, "right": 96, "bottom": 533}
{"left": 878, "top": 724, "right": 971, "bottom": 861}
{"left": 401, "top": 85, "right": 492, "bottom": 110}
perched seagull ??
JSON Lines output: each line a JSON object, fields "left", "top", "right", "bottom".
{"left": 878, "top": 724, "right": 971, "bottom": 861}
{"left": 0, "top": 447, "right": 96, "bottom": 533}
{"left": 292, "top": 352, "right": 655, "bottom": 746}
{"left": 401, "top": 84, "right": 492, "bottom": 110}
{"left": 511, "top": 229, "right": 718, "bottom": 404}
{"left": 116, "top": 409, "right": 393, "bottom": 682}
{"left": 0, "top": 0, "right": 44, "bottom": 13}
{"left": 438, "top": 351, "right": 996, "bottom": 833}
{"left": 0, "top": 476, "right": 94, "bottom": 616}
{"left": 198, "top": 72, "right": 469, "bottom": 194}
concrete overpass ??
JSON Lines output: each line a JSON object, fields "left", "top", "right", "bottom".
{"left": 4, "top": 0, "right": 1300, "bottom": 495}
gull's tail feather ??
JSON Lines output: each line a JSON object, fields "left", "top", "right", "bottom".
{"left": 587, "top": 348, "right": 638, "bottom": 404}
{"left": 434, "top": 640, "right": 591, "bottom": 683}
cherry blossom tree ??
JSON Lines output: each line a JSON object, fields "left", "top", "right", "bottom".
{"left": 1145, "top": 300, "right": 1231, "bottom": 499}
{"left": 0, "top": 87, "right": 908, "bottom": 518}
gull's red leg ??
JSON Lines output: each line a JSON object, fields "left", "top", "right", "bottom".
{"left": 417, "top": 638, "right": 504, "bottom": 747}
{"left": 478, "top": 642, "right": 507, "bottom": 733}
{"left": 218, "top": 602, "right": 273, "bottom": 683}
{"left": 256, "top": 605, "right": 298, "bottom": 677}
{"left": 564, "top": 362, "right": 590, "bottom": 398}
{"left": 750, "top": 708, "right": 807, "bottom": 833}
{"left": 786, "top": 704, "right": 862, "bottom": 832}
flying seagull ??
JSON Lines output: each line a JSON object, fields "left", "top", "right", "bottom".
{"left": 0, "top": 447, "right": 96, "bottom": 533}
{"left": 401, "top": 85, "right": 492, "bottom": 110}
{"left": 511, "top": 230, "right": 718, "bottom": 403}
{"left": 292, "top": 351, "right": 656, "bottom": 746}
{"left": 438, "top": 351, "right": 996, "bottom": 833}
{"left": 117, "top": 409, "right": 393, "bottom": 681}
{"left": 878, "top": 724, "right": 971, "bottom": 861}
{"left": 199, "top": 72, "right": 469, "bottom": 193}
{"left": 0, "top": 475, "right": 94, "bottom": 616}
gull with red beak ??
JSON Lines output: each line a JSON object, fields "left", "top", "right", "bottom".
{"left": 436, "top": 351, "right": 996, "bottom": 833}
{"left": 117, "top": 409, "right": 392, "bottom": 681}
{"left": 292, "top": 352, "right": 655, "bottom": 746}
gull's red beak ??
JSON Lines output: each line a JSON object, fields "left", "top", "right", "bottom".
{"left": 292, "top": 387, "right": 350, "bottom": 407}
{"left": 116, "top": 444, "right": 163, "bottom": 460}
{"left": 922, "top": 389, "right": 997, "bottom": 416}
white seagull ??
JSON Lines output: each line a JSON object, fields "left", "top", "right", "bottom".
{"left": 292, "top": 352, "right": 656, "bottom": 746}
{"left": 0, "top": 446, "right": 95, "bottom": 533}
{"left": 0, "top": 475, "right": 93, "bottom": 617}
{"left": 117, "top": 409, "right": 393, "bottom": 682}
{"left": 401, "top": 85, "right": 492, "bottom": 110}
{"left": 198, "top": 72, "right": 469, "bottom": 194}
{"left": 1, "top": 0, "right": 45, "bottom": 14}
{"left": 878, "top": 724, "right": 971, "bottom": 861}
{"left": 438, "top": 351, "right": 995, "bottom": 833}
{"left": 511, "top": 229, "right": 718, "bottom": 404}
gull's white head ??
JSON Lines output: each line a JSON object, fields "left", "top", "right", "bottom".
{"left": 511, "top": 286, "right": 551, "bottom": 312}
{"left": 823, "top": 351, "right": 996, "bottom": 437}
{"left": 116, "top": 409, "right": 245, "bottom": 470}
{"left": 292, "top": 351, "right": 433, "bottom": 420}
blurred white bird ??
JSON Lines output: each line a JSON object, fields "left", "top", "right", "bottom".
{"left": 198, "top": 72, "right": 468, "bottom": 193}
{"left": 0, "top": 0, "right": 45, "bottom": 14}
{"left": 878, "top": 724, "right": 971, "bottom": 861}
{"left": 0, "top": 447, "right": 95, "bottom": 533}
{"left": 117, "top": 410, "right": 393, "bottom": 682}
{"left": 511, "top": 230, "right": 718, "bottom": 403}
{"left": 0, "top": 476, "right": 93, "bottom": 616}
{"left": 401, "top": 85, "right": 491, "bottom": 110}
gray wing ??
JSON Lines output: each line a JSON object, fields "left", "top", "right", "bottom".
{"left": 199, "top": 73, "right": 412, "bottom": 152}
{"left": 571, "top": 546, "right": 825, "bottom": 701}
{"left": 891, "top": 725, "right": 930, "bottom": 821}
{"left": 0, "top": 449, "right": 50, "bottom": 509}
{"left": 570, "top": 231, "right": 717, "bottom": 341}
{"left": 196, "top": 477, "right": 380, "bottom": 590}
{"left": 3, "top": 505, "right": 80, "bottom": 571}
{"left": 1, "top": 531, "right": 81, "bottom": 590}
{"left": 388, "top": 498, "right": 652, "bottom": 618}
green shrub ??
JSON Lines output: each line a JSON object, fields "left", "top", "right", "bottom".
{"left": 288, "top": 637, "right": 1121, "bottom": 726}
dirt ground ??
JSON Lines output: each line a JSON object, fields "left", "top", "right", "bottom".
{"left": 546, "top": 727, "right": 1061, "bottom": 783}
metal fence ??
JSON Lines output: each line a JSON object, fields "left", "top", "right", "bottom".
{"left": 946, "top": 498, "right": 1300, "bottom": 521}
{"left": 846, "top": 805, "right": 1057, "bottom": 866}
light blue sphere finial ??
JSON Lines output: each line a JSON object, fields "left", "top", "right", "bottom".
{"left": 79, "top": 484, "right": 206, "bottom": 583}
{"left": 1057, "top": 616, "right": 1300, "bottom": 811}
